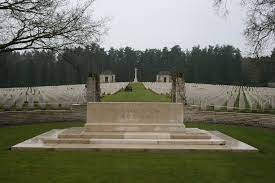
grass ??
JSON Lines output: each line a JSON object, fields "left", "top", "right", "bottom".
{"left": 1, "top": 83, "right": 275, "bottom": 182}
{"left": 0, "top": 122, "right": 275, "bottom": 183}
{"left": 102, "top": 83, "right": 170, "bottom": 102}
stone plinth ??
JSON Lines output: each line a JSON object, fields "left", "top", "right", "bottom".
{"left": 86, "top": 102, "right": 184, "bottom": 124}
{"left": 12, "top": 102, "right": 258, "bottom": 152}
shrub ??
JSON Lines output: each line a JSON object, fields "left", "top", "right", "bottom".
{"left": 124, "top": 85, "right": 133, "bottom": 92}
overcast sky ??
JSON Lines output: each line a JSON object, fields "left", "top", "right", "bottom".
{"left": 92, "top": 0, "right": 264, "bottom": 55}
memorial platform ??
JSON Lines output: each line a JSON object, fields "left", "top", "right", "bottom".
{"left": 12, "top": 102, "right": 258, "bottom": 152}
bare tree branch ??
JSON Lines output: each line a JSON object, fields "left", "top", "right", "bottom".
{"left": 213, "top": 0, "right": 275, "bottom": 56}
{"left": 0, "top": 0, "right": 107, "bottom": 53}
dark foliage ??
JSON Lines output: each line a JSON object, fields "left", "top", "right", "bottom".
{"left": 0, "top": 44, "right": 274, "bottom": 87}
{"left": 124, "top": 85, "right": 133, "bottom": 92}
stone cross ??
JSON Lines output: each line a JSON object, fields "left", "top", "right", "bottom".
{"left": 133, "top": 67, "right": 138, "bottom": 83}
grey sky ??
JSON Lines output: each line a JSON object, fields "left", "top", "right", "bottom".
{"left": 92, "top": 0, "right": 258, "bottom": 55}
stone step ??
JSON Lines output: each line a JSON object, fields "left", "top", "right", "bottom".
{"left": 12, "top": 129, "right": 258, "bottom": 152}
{"left": 89, "top": 139, "right": 225, "bottom": 145}
{"left": 171, "top": 133, "right": 211, "bottom": 139}
{"left": 59, "top": 131, "right": 211, "bottom": 139}
{"left": 58, "top": 132, "right": 125, "bottom": 139}
{"left": 42, "top": 138, "right": 90, "bottom": 144}
{"left": 59, "top": 132, "right": 170, "bottom": 139}
{"left": 85, "top": 123, "right": 185, "bottom": 132}
{"left": 42, "top": 138, "right": 225, "bottom": 145}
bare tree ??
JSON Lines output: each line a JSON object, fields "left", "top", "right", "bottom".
{"left": 214, "top": 0, "right": 275, "bottom": 55}
{"left": 0, "top": 0, "right": 106, "bottom": 53}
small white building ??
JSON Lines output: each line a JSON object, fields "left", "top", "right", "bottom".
{"left": 156, "top": 71, "right": 171, "bottom": 83}
{"left": 100, "top": 70, "right": 116, "bottom": 83}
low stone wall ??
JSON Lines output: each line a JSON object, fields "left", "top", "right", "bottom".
{"left": 185, "top": 107, "right": 275, "bottom": 128}
{"left": 0, "top": 104, "right": 87, "bottom": 126}
{"left": 0, "top": 104, "right": 275, "bottom": 128}
{"left": 71, "top": 104, "right": 87, "bottom": 122}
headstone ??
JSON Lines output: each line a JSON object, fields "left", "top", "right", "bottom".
{"left": 86, "top": 74, "right": 100, "bottom": 102}
{"left": 171, "top": 72, "right": 186, "bottom": 104}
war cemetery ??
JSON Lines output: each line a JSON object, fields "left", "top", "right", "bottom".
{"left": 1, "top": 0, "right": 275, "bottom": 183}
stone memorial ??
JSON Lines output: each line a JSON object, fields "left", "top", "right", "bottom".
{"left": 133, "top": 68, "right": 138, "bottom": 83}
{"left": 12, "top": 102, "right": 257, "bottom": 152}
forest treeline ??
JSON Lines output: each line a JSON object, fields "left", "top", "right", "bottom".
{"left": 0, "top": 44, "right": 274, "bottom": 87}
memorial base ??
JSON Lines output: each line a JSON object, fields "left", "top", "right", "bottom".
{"left": 12, "top": 102, "right": 258, "bottom": 152}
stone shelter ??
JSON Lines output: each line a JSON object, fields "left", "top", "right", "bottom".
{"left": 100, "top": 70, "right": 116, "bottom": 83}
{"left": 156, "top": 71, "right": 171, "bottom": 83}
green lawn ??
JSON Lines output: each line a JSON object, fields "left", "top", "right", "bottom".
{"left": 0, "top": 122, "right": 275, "bottom": 183}
{"left": 102, "top": 83, "right": 170, "bottom": 102}
{"left": 1, "top": 83, "right": 275, "bottom": 182}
